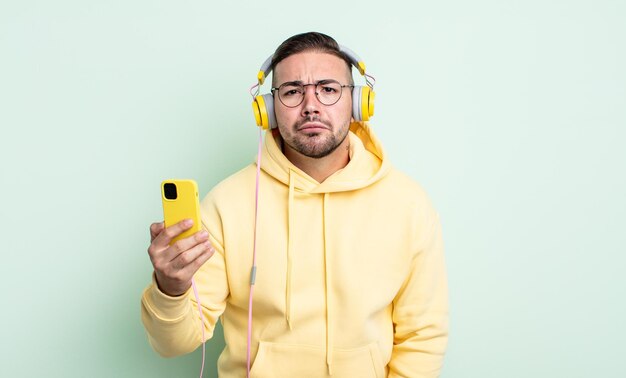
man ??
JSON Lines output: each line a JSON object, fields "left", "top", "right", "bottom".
{"left": 141, "top": 32, "right": 448, "bottom": 377}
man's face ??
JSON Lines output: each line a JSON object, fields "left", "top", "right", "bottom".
{"left": 273, "top": 51, "right": 353, "bottom": 159}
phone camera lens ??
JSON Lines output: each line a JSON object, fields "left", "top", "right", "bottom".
{"left": 163, "top": 183, "right": 177, "bottom": 200}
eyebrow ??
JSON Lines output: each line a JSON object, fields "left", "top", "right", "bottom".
{"left": 278, "top": 79, "right": 340, "bottom": 87}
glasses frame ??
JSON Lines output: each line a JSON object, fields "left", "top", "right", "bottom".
{"left": 271, "top": 79, "right": 354, "bottom": 108}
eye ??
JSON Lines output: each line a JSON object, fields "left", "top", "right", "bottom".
{"left": 320, "top": 86, "right": 338, "bottom": 93}
{"left": 280, "top": 85, "right": 304, "bottom": 97}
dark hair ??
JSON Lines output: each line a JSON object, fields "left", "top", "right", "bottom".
{"left": 270, "top": 32, "right": 353, "bottom": 85}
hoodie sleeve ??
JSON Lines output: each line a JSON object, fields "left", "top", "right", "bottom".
{"left": 140, "top": 196, "right": 229, "bottom": 357}
{"left": 388, "top": 212, "right": 449, "bottom": 377}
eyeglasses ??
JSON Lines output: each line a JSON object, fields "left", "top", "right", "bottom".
{"left": 271, "top": 80, "right": 354, "bottom": 108}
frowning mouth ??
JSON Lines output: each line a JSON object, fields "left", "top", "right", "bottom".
{"left": 298, "top": 122, "right": 330, "bottom": 132}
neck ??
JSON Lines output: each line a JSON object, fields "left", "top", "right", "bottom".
{"left": 277, "top": 134, "right": 351, "bottom": 183}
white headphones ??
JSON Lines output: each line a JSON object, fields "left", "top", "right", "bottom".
{"left": 251, "top": 45, "right": 376, "bottom": 130}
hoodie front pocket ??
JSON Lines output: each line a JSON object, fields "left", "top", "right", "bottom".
{"left": 334, "top": 342, "right": 385, "bottom": 378}
{"left": 249, "top": 341, "right": 385, "bottom": 378}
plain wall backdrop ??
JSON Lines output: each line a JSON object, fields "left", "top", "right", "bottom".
{"left": 1, "top": 0, "right": 624, "bottom": 377}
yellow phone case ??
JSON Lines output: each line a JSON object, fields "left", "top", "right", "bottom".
{"left": 161, "top": 179, "right": 201, "bottom": 245}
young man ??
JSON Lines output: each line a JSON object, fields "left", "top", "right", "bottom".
{"left": 142, "top": 32, "right": 448, "bottom": 377}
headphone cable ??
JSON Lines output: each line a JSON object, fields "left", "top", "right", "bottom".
{"left": 247, "top": 127, "right": 263, "bottom": 377}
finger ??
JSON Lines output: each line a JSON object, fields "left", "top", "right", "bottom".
{"left": 175, "top": 242, "right": 216, "bottom": 277}
{"left": 152, "top": 242, "right": 215, "bottom": 296}
{"left": 169, "top": 239, "right": 212, "bottom": 270}
{"left": 161, "top": 229, "right": 210, "bottom": 263}
{"left": 150, "top": 222, "right": 165, "bottom": 242}
{"left": 152, "top": 219, "right": 195, "bottom": 249}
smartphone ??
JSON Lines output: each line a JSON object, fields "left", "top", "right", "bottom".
{"left": 161, "top": 179, "right": 201, "bottom": 245}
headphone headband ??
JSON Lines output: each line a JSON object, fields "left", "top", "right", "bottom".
{"left": 257, "top": 45, "right": 367, "bottom": 86}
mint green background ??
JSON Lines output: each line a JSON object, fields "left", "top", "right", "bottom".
{"left": 1, "top": 1, "right": 624, "bottom": 377}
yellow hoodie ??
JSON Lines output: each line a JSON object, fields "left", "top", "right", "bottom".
{"left": 141, "top": 122, "right": 448, "bottom": 377}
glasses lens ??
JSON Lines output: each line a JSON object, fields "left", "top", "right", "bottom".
{"left": 316, "top": 81, "right": 342, "bottom": 105}
{"left": 278, "top": 84, "right": 304, "bottom": 107}
{"left": 277, "top": 81, "right": 344, "bottom": 107}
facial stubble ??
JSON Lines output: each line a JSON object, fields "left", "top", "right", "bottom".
{"left": 284, "top": 118, "right": 351, "bottom": 159}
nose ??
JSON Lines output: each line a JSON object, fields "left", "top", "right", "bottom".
{"left": 301, "top": 84, "right": 321, "bottom": 116}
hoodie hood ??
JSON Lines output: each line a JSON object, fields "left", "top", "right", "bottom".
{"left": 261, "top": 121, "right": 391, "bottom": 193}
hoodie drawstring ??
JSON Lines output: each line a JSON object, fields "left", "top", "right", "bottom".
{"left": 323, "top": 192, "right": 333, "bottom": 375}
{"left": 285, "top": 169, "right": 295, "bottom": 330}
{"left": 285, "top": 173, "right": 333, "bottom": 374}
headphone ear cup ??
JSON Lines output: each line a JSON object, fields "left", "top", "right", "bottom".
{"left": 352, "top": 86, "right": 363, "bottom": 121}
{"left": 363, "top": 86, "right": 375, "bottom": 120}
{"left": 264, "top": 93, "right": 277, "bottom": 129}
{"left": 252, "top": 93, "right": 277, "bottom": 130}
{"left": 352, "top": 85, "right": 375, "bottom": 121}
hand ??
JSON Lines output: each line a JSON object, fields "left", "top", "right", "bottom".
{"left": 147, "top": 219, "right": 215, "bottom": 296}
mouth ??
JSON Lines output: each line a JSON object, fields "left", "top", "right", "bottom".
{"left": 298, "top": 122, "right": 330, "bottom": 132}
